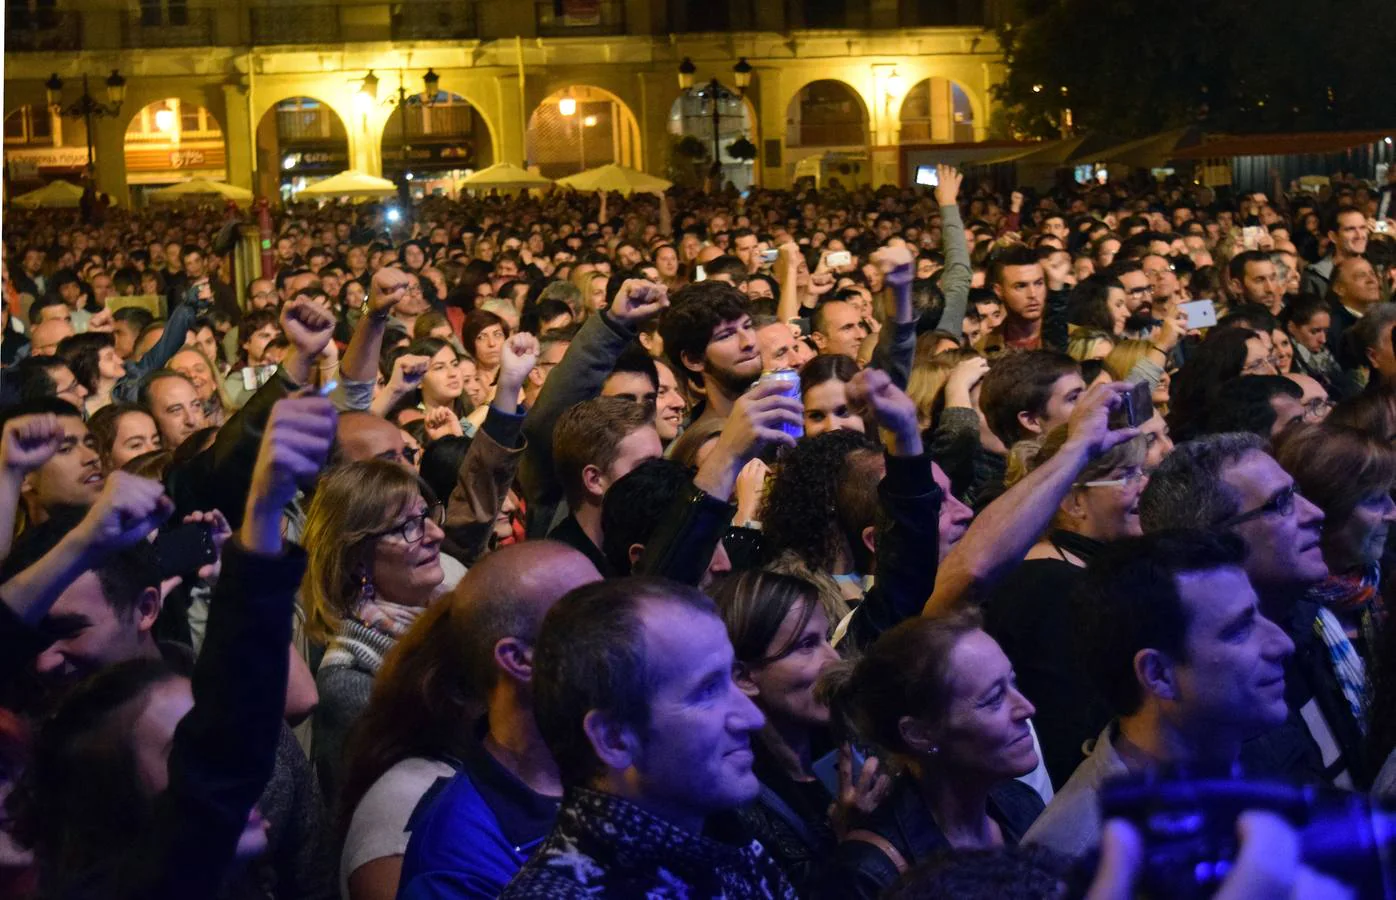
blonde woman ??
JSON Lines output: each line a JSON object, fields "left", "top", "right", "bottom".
{"left": 1104, "top": 339, "right": 1171, "bottom": 414}
{"left": 302, "top": 460, "right": 446, "bottom": 800}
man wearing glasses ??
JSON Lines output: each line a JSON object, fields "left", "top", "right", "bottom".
{"left": 1139, "top": 432, "right": 1371, "bottom": 791}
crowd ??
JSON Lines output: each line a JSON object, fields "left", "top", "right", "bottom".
{"left": 3, "top": 163, "right": 1396, "bottom": 899}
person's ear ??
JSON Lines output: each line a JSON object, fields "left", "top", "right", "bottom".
{"left": 1135, "top": 648, "right": 1178, "bottom": 703}
{"left": 734, "top": 662, "right": 761, "bottom": 698}
{"left": 810, "top": 330, "right": 828, "bottom": 350}
{"left": 134, "top": 586, "right": 163, "bottom": 635}
{"left": 861, "top": 525, "right": 877, "bottom": 557}
{"left": 993, "top": 281, "right": 1005, "bottom": 303}
{"left": 1017, "top": 409, "right": 1043, "bottom": 436}
{"left": 581, "top": 463, "right": 607, "bottom": 501}
{"left": 627, "top": 543, "right": 645, "bottom": 572}
{"left": 680, "top": 349, "right": 705, "bottom": 378}
{"left": 582, "top": 709, "right": 639, "bottom": 772}
{"left": 1062, "top": 488, "right": 1088, "bottom": 524}
{"left": 898, "top": 715, "right": 939, "bottom": 756}
{"left": 494, "top": 636, "right": 534, "bottom": 684}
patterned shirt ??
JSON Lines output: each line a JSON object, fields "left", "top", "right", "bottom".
{"left": 501, "top": 787, "right": 799, "bottom": 899}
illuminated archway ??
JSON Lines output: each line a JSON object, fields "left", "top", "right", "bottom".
{"left": 381, "top": 90, "right": 495, "bottom": 199}
{"left": 255, "top": 95, "right": 349, "bottom": 202}
{"left": 123, "top": 99, "right": 226, "bottom": 203}
{"left": 667, "top": 81, "right": 756, "bottom": 190}
{"left": 785, "top": 79, "right": 869, "bottom": 149}
{"left": 898, "top": 78, "right": 976, "bottom": 144}
{"left": 527, "top": 85, "right": 641, "bottom": 178}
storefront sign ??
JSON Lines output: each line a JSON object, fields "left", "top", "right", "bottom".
{"left": 5, "top": 146, "right": 89, "bottom": 178}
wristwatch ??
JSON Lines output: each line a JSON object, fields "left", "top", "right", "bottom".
{"left": 361, "top": 299, "right": 391, "bottom": 322}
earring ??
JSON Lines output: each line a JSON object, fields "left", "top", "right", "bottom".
{"left": 358, "top": 572, "right": 375, "bottom": 602}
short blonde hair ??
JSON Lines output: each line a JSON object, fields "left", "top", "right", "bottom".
{"left": 301, "top": 460, "right": 428, "bottom": 644}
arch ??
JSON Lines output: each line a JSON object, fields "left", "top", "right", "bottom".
{"left": 526, "top": 85, "right": 641, "bottom": 178}
{"left": 666, "top": 80, "right": 757, "bottom": 191}
{"left": 381, "top": 90, "right": 495, "bottom": 199}
{"left": 784, "top": 78, "right": 870, "bottom": 150}
{"left": 254, "top": 95, "right": 350, "bottom": 202}
{"left": 898, "top": 77, "right": 977, "bottom": 144}
{"left": 122, "top": 98, "right": 227, "bottom": 203}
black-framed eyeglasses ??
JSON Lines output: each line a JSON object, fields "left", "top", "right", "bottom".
{"left": 1302, "top": 398, "right": 1334, "bottom": 421}
{"left": 370, "top": 502, "right": 444, "bottom": 544}
{"left": 1216, "top": 485, "right": 1297, "bottom": 529}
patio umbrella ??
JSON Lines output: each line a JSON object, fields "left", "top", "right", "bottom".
{"left": 149, "top": 178, "right": 254, "bottom": 204}
{"left": 458, "top": 162, "right": 554, "bottom": 191}
{"left": 556, "top": 163, "right": 671, "bottom": 195}
{"left": 296, "top": 169, "right": 399, "bottom": 200}
{"left": 10, "top": 180, "right": 85, "bottom": 208}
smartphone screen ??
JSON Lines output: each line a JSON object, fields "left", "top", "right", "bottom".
{"left": 1179, "top": 299, "right": 1218, "bottom": 330}
{"left": 155, "top": 523, "right": 216, "bottom": 579}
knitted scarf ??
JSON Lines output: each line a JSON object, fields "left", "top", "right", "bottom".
{"left": 320, "top": 599, "right": 424, "bottom": 675}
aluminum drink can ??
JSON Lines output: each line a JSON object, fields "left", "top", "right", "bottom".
{"left": 758, "top": 368, "right": 804, "bottom": 440}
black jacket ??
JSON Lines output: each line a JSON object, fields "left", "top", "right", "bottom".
{"left": 840, "top": 451, "right": 943, "bottom": 652}
{"left": 816, "top": 777, "right": 1044, "bottom": 900}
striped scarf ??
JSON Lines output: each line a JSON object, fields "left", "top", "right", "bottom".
{"left": 320, "top": 600, "right": 423, "bottom": 675}
{"left": 1312, "top": 608, "right": 1368, "bottom": 735}
{"left": 1308, "top": 564, "right": 1383, "bottom": 734}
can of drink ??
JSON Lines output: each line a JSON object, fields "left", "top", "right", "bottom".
{"left": 758, "top": 368, "right": 804, "bottom": 440}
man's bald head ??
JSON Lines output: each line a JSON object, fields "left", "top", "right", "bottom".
{"left": 697, "top": 245, "right": 725, "bottom": 265}
{"left": 448, "top": 541, "right": 601, "bottom": 697}
{"left": 30, "top": 319, "right": 74, "bottom": 356}
{"left": 336, "top": 411, "right": 408, "bottom": 466}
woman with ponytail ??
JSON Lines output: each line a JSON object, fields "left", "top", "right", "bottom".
{"left": 816, "top": 611, "right": 1044, "bottom": 899}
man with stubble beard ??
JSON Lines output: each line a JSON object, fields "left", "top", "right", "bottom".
{"left": 659, "top": 281, "right": 763, "bottom": 430}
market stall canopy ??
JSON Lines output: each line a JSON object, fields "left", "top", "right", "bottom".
{"left": 556, "top": 164, "right": 671, "bottom": 195}
{"left": 10, "top": 179, "right": 85, "bottom": 208}
{"left": 1077, "top": 127, "right": 1203, "bottom": 168}
{"left": 296, "top": 170, "right": 399, "bottom": 200}
{"left": 459, "top": 162, "right": 554, "bottom": 191}
{"left": 149, "top": 178, "right": 254, "bottom": 204}
{"left": 1171, "top": 130, "right": 1396, "bottom": 160}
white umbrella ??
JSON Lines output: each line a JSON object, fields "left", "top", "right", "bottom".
{"left": 296, "top": 169, "right": 398, "bottom": 200}
{"left": 149, "top": 178, "right": 254, "bottom": 204}
{"left": 458, "top": 162, "right": 554, "bottom": 191}
{"left": 11, "top": 179, "right": 85, "bottom": 208}
{"left": 556, "top": 163, "right": 671, "bottom": 195}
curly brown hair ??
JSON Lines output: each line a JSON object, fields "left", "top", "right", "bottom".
{"left": 760, "top": 429, "right": 880, "bottom": 572}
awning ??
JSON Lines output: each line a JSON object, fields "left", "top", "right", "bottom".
{"left": 1171, "top": 130, "right": 1395, "bottom": 160}
{"left": 1073, "top": 127, "right": 1202, "bottom": 167}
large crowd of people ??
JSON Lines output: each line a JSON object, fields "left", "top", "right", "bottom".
{"left": 2, "top": 164, "right": 1396, "bottom": 898}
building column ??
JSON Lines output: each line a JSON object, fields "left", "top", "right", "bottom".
{"left": 92, "top": 114, "right": 128, "bottom": 207}
{"left": 221, "top": 83, "right": 254, "bottom": 193}
{"left": 494, "top": 72, "right": 526, "bottom": 166}
{"left": 755, "top": 68, "right": 786, "bottom": 189}
{"left": 350, "top": 104, "right": 383, "bottom": 177}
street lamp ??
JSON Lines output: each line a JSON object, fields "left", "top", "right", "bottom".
{"left": 676, "top": 57, "right": 751, "bottom": 183}
{"left": 365, "top": 68, "right": 442, "bottom": 205}
{"left": 46, "top": 69, "right": 126, "bottom": 178}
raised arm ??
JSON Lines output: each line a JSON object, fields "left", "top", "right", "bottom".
{"left": 518, "top": 279, "right": 668, "bottom": 534}
{"left": 112, "top": 283, "right": 209, "bottom": 403}
{"left": 870, "top": 241, "right": 916, "bottom": 388}
{"left": 936, "top": 166, "right": 971, "bottom": 340}
{"left": 443, "top": 333, "right": 537, "bottom": 564}
{"left": 148, "top": 395, "right": 334, "bottom": 900}
{"left": 637, "top": 379, "right": 801, "bottom": 585}
{"left": 924, "top": 382, "right": 1137, "bottom": 616}
{"left": 774, "top": 241, "right": 803, "bottom": 325}
{"left": 339, "top": 268, "right": 411, "bottom": 404}
{"left": 0, "top": 414, "right": 64, "bottom": 563}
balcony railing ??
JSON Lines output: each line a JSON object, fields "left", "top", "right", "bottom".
{"left": 392, "top": 1, "right": 477, "bottom": 40}
{"left": 787, "top": 123, "right": 868, "bottom": 147}
{"left": 250, "top": 5, "right": 341, "bottom": 44}
{"left": 535, "top": 0, "right": 624, "bottom": 35}
{"left": 6, "top": 10, "right": 82, "bottom": 50}
{"left": 122, "top": 7, "right": 214, "bottom": 47}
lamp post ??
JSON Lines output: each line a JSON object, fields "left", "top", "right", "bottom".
{"left": 363, "top": 68, "right": 440, "bottom": 207}
{"left": 46, "top": 69, "right": 126, "bottom": 179}
{"left": 677, "top": 57, "right": 751, "bottom": 186}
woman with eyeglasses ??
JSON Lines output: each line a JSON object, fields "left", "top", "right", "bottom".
{"left": 983, "top": 426, "right": 1148, "bottom": 788}
{"left": 1275, "top": 424, "right": 1396, "bottom": 664}
{"left": 301, "top": 460, "right": 447, "bottom": 801}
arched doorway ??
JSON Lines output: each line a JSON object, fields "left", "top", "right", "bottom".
{"left": 527, "top": 86, "right": 640, "bottom": 179}
{"left": 785, "top": 79, "right": 869, "bottom": 188}
{"left": 899, "top": 78, "right": 976, "bottom": 144}
{"left": 4, "top": 104, "right": 85, "bottom": 190}
{"left": 381, "top": 90, "right": 494, "bottom": 200}
{"left": 256, "top": 96, "right": 349, "bottom": 202}
{"left": 667, "top": 81, "right": 755, "bottom": 191}
{"left": 123, "top": 99, "right": 227, "bottom": 205}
